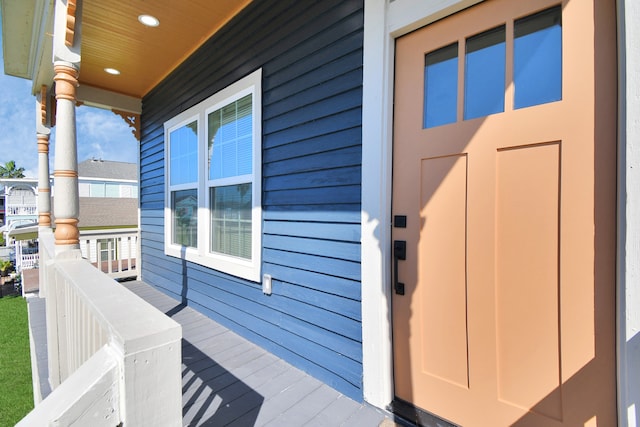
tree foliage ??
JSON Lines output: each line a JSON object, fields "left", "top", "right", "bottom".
{"left": 0, "top": 161, "right": 25, "bottom": 178}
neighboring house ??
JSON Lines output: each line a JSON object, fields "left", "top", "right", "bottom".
{"left": 2, "top": 0, "right": 639, "bottom": 426}
{"left": 73, "top": 158, "right": 139, "bottom": 266}
{"left": 69, "top": 158, "right": 138, "bottom": 229}
{"left": 0, "top": 178, "right": 39, "bottom": 235}
{"left": 4, "top": 160, "right": 139, "bottom": 273}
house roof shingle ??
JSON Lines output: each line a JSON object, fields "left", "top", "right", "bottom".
{"left": 78, "top": 159, "right": 137, "bottom": 181}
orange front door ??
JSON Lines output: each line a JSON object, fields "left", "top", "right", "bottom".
{"left": 391, "top": 0, "right": 617, "bottom": 425}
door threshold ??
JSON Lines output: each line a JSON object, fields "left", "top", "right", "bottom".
{"left": 389, "top": 398, "right": 459, "bottom": 427}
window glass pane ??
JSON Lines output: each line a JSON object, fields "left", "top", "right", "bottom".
{"left": 169, "top": 121, "right": 198, "bottom": 186}
{"left": 464, "top": 26, "right": 506, "bottom": 120}
{"left": 424, "top": 43, "right": 458, "bottom": 128}
{"left": 210, "top": 184, "right": 252, "bottom": 259}
{"left": 98, "top": 239, "right": 115, "bottom": 262}
{"left": 172, "top": 189, "right": 198, "bottom": 247}
{"left": 105, "top": 183, "right": 119, "bottom": 197}
{"left": 208, "top": 94, "right": 253, "bottom": 180}
{"left": 514, "top": 6, "right": 562, "bottom": 109}
{"left": 90, "top": 183, "right": 105, "bottom": 197}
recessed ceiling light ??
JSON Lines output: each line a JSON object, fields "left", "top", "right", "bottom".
{"left": 104, "top": 68, "right": 121, "bottom": 75}
{"left": 138, "top": 14, "right": 160, "bottom": 27}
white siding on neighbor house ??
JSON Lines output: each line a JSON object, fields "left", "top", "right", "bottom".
{"left": 7, "top": 188, "right": 36, "bottom": 206}
{"left": 78, "top": 180, "right": 138, "bottom": 198}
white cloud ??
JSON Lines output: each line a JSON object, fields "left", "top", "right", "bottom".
{"left": 75, "top": 107, "right": 138, "bottom": 164}
{"left": 0, "top": 78, "right": 139, "bottom": 179}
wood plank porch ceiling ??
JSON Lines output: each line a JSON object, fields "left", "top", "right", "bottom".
{"left": 80, "top": 0, "right": 252, "bottom": 98}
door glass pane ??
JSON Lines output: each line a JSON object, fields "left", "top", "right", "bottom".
{"left": 169, "top": 121, "right": 198, "bottom": 186}
{"left": 210, "top": 184, "right": 252, "bottom": 259}
{"left": 208, "top": 94, "right": 253, "bottom": 180}
{"left": 424, "top": 43, "right": 458, "bottom": 128}
{"left": 514, "top": 6, "right": 562, "bottom": 109}
{"left": 172, "top": 189, "right": 198, "bottom": 247}
{"left": 464, "top": 26, "right": 506, "bottom": 120}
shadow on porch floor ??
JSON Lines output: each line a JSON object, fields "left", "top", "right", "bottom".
{"left": 122, "top": 280, "right": 392, "bottom": 426}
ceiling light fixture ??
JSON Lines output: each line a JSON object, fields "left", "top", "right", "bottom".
{"left": 104, "top": 68, "right": 121, "bottom": 75}
{"left": 138, "top": 14, "right": 160, "bottom": 27}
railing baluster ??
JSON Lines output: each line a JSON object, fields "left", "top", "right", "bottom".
{"left": 108, "top": 240, "right": 113, "bottom": 274}
{"left": 117, "top": 237, "right": 123, "bottom": 273}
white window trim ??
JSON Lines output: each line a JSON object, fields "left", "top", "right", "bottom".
{"left": 164, "top": 68, "right": 262, "bottom": 282}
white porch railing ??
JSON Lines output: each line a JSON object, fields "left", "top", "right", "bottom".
{"left": 79, "top": 228, "right": 139, "bottom": 280}
{"left": 7, "top": 205, "right": 38, "bottom": 215}
{"left": 18, "top": 228, "right": 182, "bottom": 426}
{"left": 19, "top": 253, "right": 39, "bottom": 269}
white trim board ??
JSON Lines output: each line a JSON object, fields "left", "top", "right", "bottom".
{"left": 617, "top": 1, "right": 640, "bottom": 425}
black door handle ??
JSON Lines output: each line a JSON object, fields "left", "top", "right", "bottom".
{"left": 394, "top": 240, "right": 406, "bottom": 295}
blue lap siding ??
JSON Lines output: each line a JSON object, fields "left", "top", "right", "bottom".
{"left": 139, "top": 0, "right": 365, "bottom": 400}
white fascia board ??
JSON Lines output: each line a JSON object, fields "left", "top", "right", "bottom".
{"left": 77, "top": 85, "right": 142, "bottom": 114}
{"left": 1, "top": 0, "right": 38, "bottom": 79}
{"left": 32, "top": 0, "right": 56, "bottom": 95}
{"left": 1, "top": 0, "right": 54, "bottom": 94}
{"left": 388, "top": 0, "right": 482, "bottom": 36}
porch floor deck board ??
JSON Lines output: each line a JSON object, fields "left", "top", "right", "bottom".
{"left": 122, "top": 280, "right": 391, "bottom": 426}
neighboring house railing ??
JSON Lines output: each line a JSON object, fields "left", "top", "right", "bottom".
{"left": 17, "top": 228, "right": 182, "bottom": 426}
{"left": 79, "top": 228, "right": 139, "bottom": 280}
{"left": 7, "top": 205, "right": 38, "bottom": 215}
{"left": 19, "top": 253, "right": 38, "bottom": 270}
{"left": 13, "top": 228, "right": 139, "bottom": 281}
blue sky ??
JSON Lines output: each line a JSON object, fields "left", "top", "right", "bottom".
{"left": 0, "top": 21, "right": 138, "bottom": 178}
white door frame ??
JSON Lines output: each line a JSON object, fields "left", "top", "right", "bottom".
{"left": 360, "top": 0, "right": 483, "bottom": 409}
{"left": 616, "top": 1, "right": 640, "bottom": 426}
{"left": 360, "top": 2, "right": 639, "bottom": 425}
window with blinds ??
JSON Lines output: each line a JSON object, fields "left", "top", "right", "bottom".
{"left": 163, "top": 69, "right": 262, "bottom": 282}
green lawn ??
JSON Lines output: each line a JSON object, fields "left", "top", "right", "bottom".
{"left": 0, "top": 295, "right": 34, "bottom": 425}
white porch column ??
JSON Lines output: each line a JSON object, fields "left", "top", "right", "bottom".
{"left": 37, "top": 133, "right": 52, "bottom": 228}
{"left": 36, "top": 87, "right": 52, "bottom": 230}
{"left": 52, "top": 0, "right": 82, "bottom": 253}
{"left": 53, "top": 63, "right": 80, "bottom": 251}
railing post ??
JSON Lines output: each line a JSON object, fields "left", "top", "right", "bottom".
{"left": 26, "top": 229, "right": 182, "bottom": 425}
{"left": 41, "top": 231, "right": 61, "bottom": 389}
